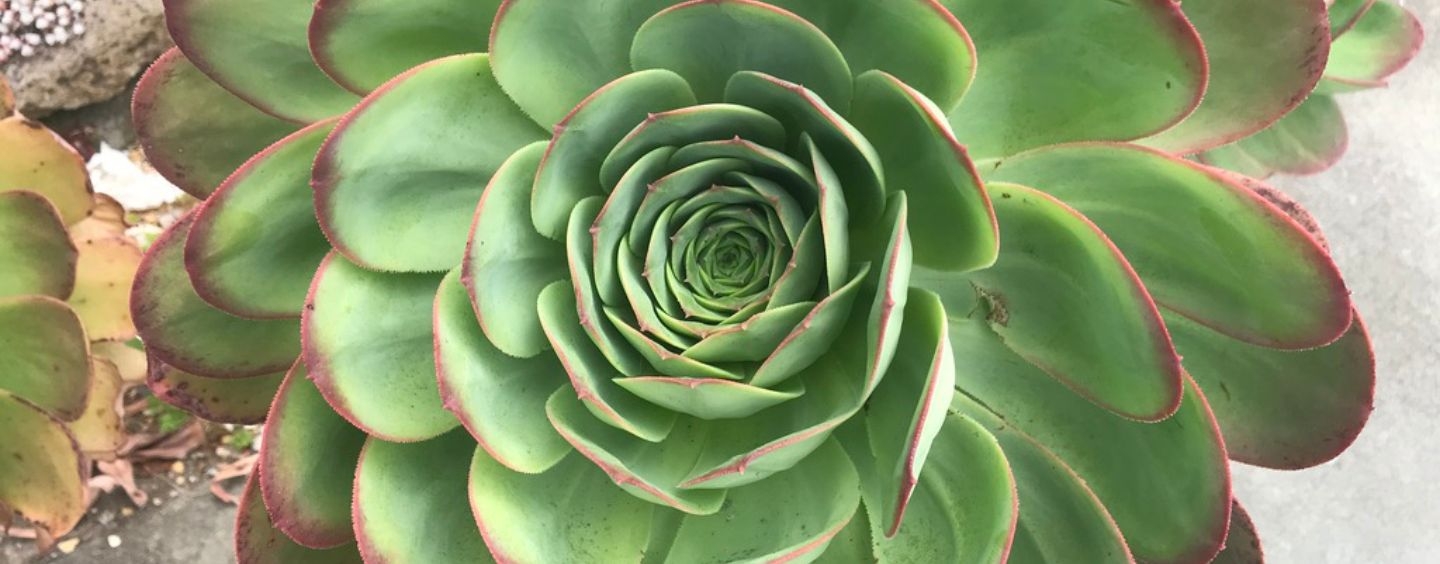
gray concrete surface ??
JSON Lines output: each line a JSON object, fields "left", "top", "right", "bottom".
{"left": 1234, "top": 3, "right": 1440, "bottom": 562}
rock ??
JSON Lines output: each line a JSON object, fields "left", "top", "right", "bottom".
{"left": 1, "top": 0, "right": 168, "bottom": 116}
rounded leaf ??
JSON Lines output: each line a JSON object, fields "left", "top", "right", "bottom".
{"left": 303, "top": 254, "right": 458, "bottom": 442}
{"left": 132, "top": 48, "right": 298, "bottom": 198}
{"left": 314, "top": 54, "right": 546, "bottom": 272}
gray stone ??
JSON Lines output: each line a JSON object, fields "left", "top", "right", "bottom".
{"left": 1, "top": 0, "right": 168, "bottom": 117}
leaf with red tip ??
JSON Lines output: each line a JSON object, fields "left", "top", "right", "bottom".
{"left": 988, "top": 144, "right": 1352, "bottom": 350}
{"left": 435, "top": 270, "right": 570, "bottom": 474}
{"left": 164, "top": 0, "right": 359, "bottom": 122}
{"left": 938, "top": 0, "right": 1206, "bottom": 158}
{"left": 1329, "top": 0, "right": 1378, "bottom": 35}
{"left": 131, "top": 215, "right": 301, "bottom": 378}
{"left": 1319, "top": 0, "right": 1424, "bottom": 92}
{"left": 0, "top": 296, "right": 90, "bottom": 421}
{"left": 260, "top": 362, "right": 365, "bottom": 549}
{"left": 863, "top": 289, "right": 955, "bottom": 537}
{"left": 0, "top": 390, "right": 86, "bottom": 538}
{"left": 468, "top": 450, "right": 653, "bottom": 563}
{"left": 1169, "top": 311, "right": 1374, "bottom": 469}
{"left": 236, "top": 467, "right": 361, "bottom": 564}
{"left": 530, "top": 69, "right": 696, "bottom": 240}
{"left": 850, "top": 410, "right": 1015, "bottom": 563}
{"left": 1212, "top": 501, "right": 1263, "bottom": 564}
{"left": 849, "top": 70, "right": 997, "bottom": 272}
{"left": 725, "top": 71, "right": 885, "bottom": 225}
{"left": 537, "top": 280, "right": 676, "bottom": 443}
{"left": 488, "top": 0, "right": 679, "bottom": 127}
{"left": 310, "top": 0, "right": 498, "bottom": 94}
{"left": 68, "top": 229, "right": 142, "bottom": 341}
{"left": 67, "top": 359, "right": 126, "bottom": 459}
{"left": 1196, "top": 94, "right": 1348, "bottom": 179}
{"left": 944, "top": 303, "right": 1230, "bottom": 564}
{"left": 614, "top": 376, "right": 803, "bottom": 420}
{"left": 1144, "top": 0, "right": 1330, "bottom": 152}
{"left": 964, "top": 182, "right": 1183, "bottom": 421}
{"left": 463, "top": 142, "right": 565, "bottom": 359}
{"left": 664, "top": 440, "right": 860, "bottom": 563}
{"left": 147, "top": 359, "right": 284, "bottom": 425}
{"left": 0, "top": 117, "right": 92, "bottom": 224}
{"left": 631, "top": 0, "right": 853, "bottom": 108}
{"left": 955, "top": 397, "right": 1132, "bottom": 563}
{"left": 0, "top": 191, "right": 75, "bottom": 300}
{"left": 353, "top": 431, "right": 492, "bottom": 563}
{"left": 185, "top": 121, "right": 336, "bottom": 319}
{"left": 546, "top": 390, "right": 725, "bottom": 515}
{"left": 314, "top": 54, "right": 546, "bottom": 273}
{"left": 132, "top": 48, "right": 299, "bottom": 198}
{"left": 303, "top": 253, "right": 458, "bottom": 442}
{"left": 766, "top": 0, "right": 977, "bottom": 111}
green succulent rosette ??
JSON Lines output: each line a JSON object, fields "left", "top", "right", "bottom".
{"left": 0, "top": 78, "right": 142, "bottom": 540}
{"left": 1196, "top": 0, "right": 1424, "bottom": 178}
{"left": 130, "top": 1, "right": 1389, "bottom": 562}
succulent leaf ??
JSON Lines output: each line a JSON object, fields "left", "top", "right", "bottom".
{"left": 132, "top": 214, "right": 301, "bottom": 377}
{"left": 849, "top": 70, "right": 997, "bottom": 272}
{"left": 467, "top": 449, "right": 655, "bottom": 562}
{"left": 0, "top": 296, "right": 91, "bottom": 421}
{"left": 435, "top": 270, "right": 572, "bottom": 474}
{"left": 315, "top": 54, "right": 547, "bottom": 273}
{"left": 849, "top": 409, "right": 1016, "bottom": 563}
{"left": 987, "top": 144, "right": 1352, "bottom": 350}
{"left": 1170, "top": 311, "right": 1374, "bottom": 470}
{"left": 0, "top": 117, "right": 92, "bottom": 224}
{"left": 766, "top": 0, "right": 977, "bottom": 111}
{"left": 1195, "top": 94, "right": 1349, "bottom": 180}
{"left": 353, "top": 431, "right": 493, "bottom": 562}
{"left": 947, "top": 308, "right": 1230, "bottom": 564}
{"left": 939, "top": 0, "right": 1207, "bottom": 158}
{"left": 146, "top": 360, "right": 284, "bottom": 425}
{"left": 302, "top": 253, "right": 458, "bottom": 441}
{"left": 259, "top": 362, "right": 366, "bottom": 548}
{"left": 630, "top": 0, "right": 853, "bottom": 108}
{"left": 186, "top": 121, "right": 336, "bottom": 318}
{"left": 165, "top": 0, "right": 360, "bottom": 121}
{"left": 236, "top": 467, "right": 362, "bottom": 564}
{"left": 66, "top": 359, "right": 126, "bottom": 459}
{"left": 1210, "top": 501, "right": 1263, "bottom": 564}
{"left": 1318, "top": 0, "right": 1424, "bottom": 92}
{"left": 0, "top": 390, "right": 87, "bottom": 540}
{"left": 132, "top": 48, "right": 300, "bottom": 198}
{"left": 67, "top": 229, "right": 142, "bottom": 341}
{"left": 964, "top": 182, "right": 1183, "bottom": 421}
{"left": 1144, "top": 0, "right": 1330, "bottom": 152}
{"left": 309, "top": 0, "right": 500, "bottom": 93}
{"left": 0, "top": 191, "right": 76, "bottom": 300}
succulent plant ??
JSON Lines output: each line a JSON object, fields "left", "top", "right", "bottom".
{"left": 129, "top": 1, "right": 1397, "bottom": 562}
{"left": 0, "top": 75, "right": 142, "bottom": 541}
{"left": 1197, "top": 0, "right": 1424, "bottom": 178}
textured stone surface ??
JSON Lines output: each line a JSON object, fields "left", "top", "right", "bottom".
{"left": 1234, "top": 3, "right": 1439, "bottom": 562}
{"left": 0, "top": 0, "right": 167, "bottom": 116}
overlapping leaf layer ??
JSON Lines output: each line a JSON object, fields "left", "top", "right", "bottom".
{"left": 127, "top": 0, "right": 1415, "bottom": 562}
{"left": 0, "top": 78, "right": 144, "bottom": 540}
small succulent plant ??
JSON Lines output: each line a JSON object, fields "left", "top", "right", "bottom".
{"left": 129, "top": 1, "right": 1412, "bottom": 562}
{"left": 0, "top": 75, "right": 142, "bottom": 541}
{"left": 1197, "top": 0, "right": 1424, "bottom": 178}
